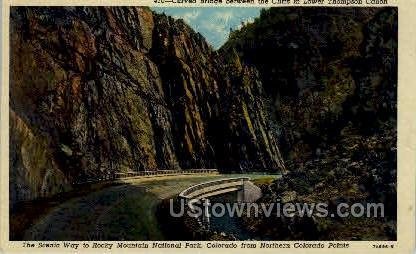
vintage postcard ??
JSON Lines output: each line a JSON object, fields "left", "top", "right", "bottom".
{"left": 0, "top": 0, "right": 415, "bottom": 253}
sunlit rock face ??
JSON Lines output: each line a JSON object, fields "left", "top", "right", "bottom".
{"left": 10, "top": 7, "right": 285, "bottom": 203}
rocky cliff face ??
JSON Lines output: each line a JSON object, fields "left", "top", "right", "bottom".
{"left": 10, "top": 6, "right": 396, "bottom": 214}
{"left": 223, "top": 7, "right": 397, "bottom": 163}
{"left": 10, "top": 7, "right": 285, "bottom": 203}
{"left": 223, "top": 7, "right": 397, "bottom": 240}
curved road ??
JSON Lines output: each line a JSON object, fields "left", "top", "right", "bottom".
{"left": 24, "top": 174, "right": 278, "bottom": 240}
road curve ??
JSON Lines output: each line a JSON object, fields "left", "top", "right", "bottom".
{"left": 24, "top": 174, "right": 278, "bottom": 240}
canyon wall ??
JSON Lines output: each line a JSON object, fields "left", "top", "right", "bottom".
{"left": 9, "top": 7, "right": 396, "bottom": 207}
{"left": 10, "top": 7, "right": 285, "bottom": 203}
{"left": 222, "top": 7, "right": 397, "bottom": 163}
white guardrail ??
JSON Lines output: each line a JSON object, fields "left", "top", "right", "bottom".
{"left": 74, "top": 169, "right": 219, "bottom": 185}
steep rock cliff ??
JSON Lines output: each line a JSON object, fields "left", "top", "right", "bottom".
{"left": 10, "top": 7, "right": 285, "bottom": 203}
{"left": 223, "top": 7, "right": 397, "bottom": 162}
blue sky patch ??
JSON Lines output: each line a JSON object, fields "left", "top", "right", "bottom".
{"left": 152, "top": 7, "right": 263, "bottom": 49}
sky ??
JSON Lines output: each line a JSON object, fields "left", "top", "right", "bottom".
{"left": 152, "top": 7, "right": 262, "bottom": 49}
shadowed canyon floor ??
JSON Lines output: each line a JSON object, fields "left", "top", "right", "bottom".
{"left": 21, "top": 174, "right": 277, "bottom": 240}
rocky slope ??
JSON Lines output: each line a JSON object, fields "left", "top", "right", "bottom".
{"left": 223, "top": 7, "right": 397, "bottom": 240}
{"left": 10, "top": 7, "right": 285, "bottom": 204}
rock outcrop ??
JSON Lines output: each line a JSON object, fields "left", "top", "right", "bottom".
{"left": 10, "top": 7, "right": 285, "bottom": 203}
{"left": 223, "top": 7, "right": 397, "bottom": 163}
